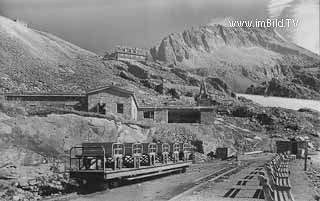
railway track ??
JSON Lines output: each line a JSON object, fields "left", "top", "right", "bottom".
{"left": 167, "top": 161, "right": 256, "bottom": 201}
{"left": 41, "top": 161, "right": 243, "bottom": 201}
{"left": 168, "top": 165, "right": 240, "bottom": 201}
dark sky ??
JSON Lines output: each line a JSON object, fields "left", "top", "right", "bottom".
{"left": 0, "top": 0, "right": 276, "bottom": 54}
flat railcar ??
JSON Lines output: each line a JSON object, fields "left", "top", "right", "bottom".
{"left": 69, "top": 142, "right": 193, "bottom": 186}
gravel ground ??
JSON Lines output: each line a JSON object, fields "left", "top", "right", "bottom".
{"left": 290, "top": 159, "right": 319, "bottom": 201}
{"left": 63, "top": 160, "right": 234, "bottom": 201}
{"left": 43, "top": 154, "right": 320, "bottom": 201}
{"left": 170, "top": 153, "right": 272, "bottom": 201}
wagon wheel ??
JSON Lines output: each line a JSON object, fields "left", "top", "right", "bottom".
{"left": 108, "top": 180, "right": 120, "bottom": 188}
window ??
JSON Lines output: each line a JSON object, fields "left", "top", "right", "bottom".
{"left": 117, "top": 103, "right": 124, "bottom": 114}
{"left": 143, "top": 111, "right": 154, "bottom": 119}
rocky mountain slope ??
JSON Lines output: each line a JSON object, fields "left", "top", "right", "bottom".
{"left": 0, "top": 16, "right": 119, "bottom": 93}
{"left": 1, "top": 95, "right": 320, "bottom": 200}
{"left": 246, "top": 66, "right": 320, "bottom": 99}
{"left": 1, "top": 15, "right": 320, "bottom": 200}
{"left": 0, "top": 16, "right": 236, "bottom": 106}
{"left": 0, "top": 100, "right": 268, "bottom": 200}
{"left": 150, "top": 25, "right": 320, "bottom": 96}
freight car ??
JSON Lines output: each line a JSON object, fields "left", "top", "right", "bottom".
{"left": 69, "top": 142, "right": 193, "bottom": 187}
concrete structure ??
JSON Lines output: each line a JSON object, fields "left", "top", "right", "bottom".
{"left": 3, "top": 93, "right": 87, "bottom": 110}
{"left": 114, "top": 46, "right": 147, "bottom": 62}
{"left": 195, "top": 80, "right": 216, "bottom": 106}
{"left": 137, "top": 106, "right": 215, "bottom": 124}
{"left": 87, "top": 86, "right": 138, "bottom": 120}
{"left": 138, "top": 107, "right": 168, "bottom": 123}
{"left": 3, "top": 84, "right": 216, "bottom": 124}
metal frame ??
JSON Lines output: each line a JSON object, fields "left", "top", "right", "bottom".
{"left": 148, "top": 143, "right": 157, "bottom": 166}
{"left": 132, "top": 143, "right": 142, "bottom": 168}
{"left": 173, "top": 143, "right": 180, "bottom": 163}
{"left": 162, "top": 143, "right": 170, "bottom": 164}
{"left": 112, "top": 143, "right": 124, "bottom": 170}
{"left": 183, "top": 143, "right": 192, "bottom": 161}
{"left": 69, "top": 142, "right": 192, "bottom": 183}
{"left": 69, "top": 146, "right": 106, "bottom": 173}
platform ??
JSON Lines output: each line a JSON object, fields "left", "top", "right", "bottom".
{"left": 70, "top": 161, "right": 191, "bottom": 181}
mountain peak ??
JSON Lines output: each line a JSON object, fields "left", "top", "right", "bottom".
{"left": 150, "top": 24, "right": 320, "bottom": 92}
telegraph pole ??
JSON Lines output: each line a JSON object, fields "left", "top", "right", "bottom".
{"left": 304, "top": 140, "right": 308, "bottom": 171}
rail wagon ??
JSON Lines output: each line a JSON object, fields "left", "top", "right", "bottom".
{"left": 69, "top": 142, "right": 193, "bottom": 186}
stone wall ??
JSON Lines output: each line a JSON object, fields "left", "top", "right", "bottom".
{"left": 131, "top": 98, "right": 138, "bottom": 121}
{"left": 200, "top": 111, "right": 215, "bottom": 124}
{"left": 4, "top": 95, "right": 87, "bottom": 111}
{"left": 137, "top": 109, "right": 168, "bottom": 123}
{"left": 88, "top": 92, "right": 136, "bottom": 120}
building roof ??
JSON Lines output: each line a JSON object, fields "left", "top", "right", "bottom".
{"left": 2, "top": 93, "right": 86, "bottom": 97}
{"left": 86, "top": 86, "right": 135, "bottom": 95}
{"left": 139, "top": 105, "right": 215, "bottom": 111}
{"left": 87, "top": 86, "right": 139, "bottom": 107}
{"left": 115, "top": 46, "right": 146, "bottom": 56}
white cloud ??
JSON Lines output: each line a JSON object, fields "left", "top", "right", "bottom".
{"left": 268, "top": 0, "right": 295, "bottom": 18}
{"left": 292, "top": 0, "right": 319, "bottom": 54}
{"left": 268, "top": 0, "right": 319, "bottom": 55}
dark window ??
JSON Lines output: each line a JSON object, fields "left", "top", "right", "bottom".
{"left": 117, "top": 103, "right": 124, "bottom": 114}
{"left": 143, "top": 111, "right": 154, "bottom": 119}
{"left": 98, "top": 103, "right": 106, "bottom": 115}
{"left": 168, "top": 111, "right": 200, "bottom": 123}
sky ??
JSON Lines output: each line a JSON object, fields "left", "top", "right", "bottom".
{"left": 0, "top": 0, "right": 318, "bottom": 55}
{"left": 268, "top": 0, "right": 319, "bottom": 54}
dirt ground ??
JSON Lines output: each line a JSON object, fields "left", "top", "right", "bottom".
{"left": 51, "top": 154, "right": 319, "bottom": 201}
{"left": 168, "top": 154, "right": 271, "bottom": 201}
{"left": 290, "top": 160, "right": 319, "bottom": 201}
{"left": 64, "top": 160, "right": 234, "bottom": 201}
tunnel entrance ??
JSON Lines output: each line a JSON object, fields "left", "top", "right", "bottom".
{"left": 168, "top": 110, "right": 201, "bottom": 123}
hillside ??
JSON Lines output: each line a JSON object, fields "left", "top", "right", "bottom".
{"left": 150, "top": 24, "right": 320, "bottom": 97}
{"left": 1, "top": 15, "right": 320, "bottom": 200}
{"left": 1, "top": 96, "right": 320, "bottom": 200}
{"left": 0, "top": 16, "right": 236, "bottom": 106}
{"left": 246, "top": 66, "right": 320, "bottom": 99}
{"left": 1, "top": 15, "right": 320, "bottom": 100}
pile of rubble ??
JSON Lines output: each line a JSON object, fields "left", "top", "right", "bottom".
{"left": 0, "top": 165, "right": 74, "bottom": 201}
{"left": 228, "top": 102, "right": 320, "bottom": 139}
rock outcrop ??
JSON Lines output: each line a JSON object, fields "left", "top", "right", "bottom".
{"left": 150, "top": 24, "right": 320, "bottom": 93}
{"left": 246, "top": 67, "right": 320, "bottom": 99}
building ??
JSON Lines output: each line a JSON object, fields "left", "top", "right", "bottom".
{"left": 137, "top": 106, "right": 215, "bottom": 124}
{"left": 3, "top": 84, "right": 216, "bottom": 124}
{"left": 3, "top": 93, "right": 87, "bottom": 110}
{"left": 87, "top": 86, "right": 138, "bottom": 120}
{"left": 114, "top": 46, "right": 147, "bottom": 62}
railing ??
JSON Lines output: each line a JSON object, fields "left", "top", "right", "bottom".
{"left": 112, "top": 143, "right": 124, "bottom": 156}
{"left": 173, "top": 143, "right": 180, "bottom": 153}
{"left": 69, "top": 146, "right": 106, "bottom": 172}
{"left": 132, "top": 143, "right": 143, "bottom": 155}
{"left": 148, "top": 143, "right": 157, "bottom": 153}
{"left": 162, "top": 143, "right": 170, "bottom": 153}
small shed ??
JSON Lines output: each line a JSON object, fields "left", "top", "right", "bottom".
{"left": 216, "top": 147, "right": 232, "bottom": 160}
{"left": 275, "top": 140, "right": 291, "bottom": 153}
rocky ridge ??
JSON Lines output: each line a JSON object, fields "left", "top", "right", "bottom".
{"left": 0, "top": 16, "right": 236, "bottom": 107}
{"left": 150, "top": 24, "right": 320, "bottom": 96}
{"left": 246, "top": 66, "right": 320, "bottom": 99}
{"left": 1, "top": 15, "right": 320, "bottom": 200}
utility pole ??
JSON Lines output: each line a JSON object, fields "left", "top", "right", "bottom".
{"left": 304, "top": 140, "right": 308, "bottom": 171}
